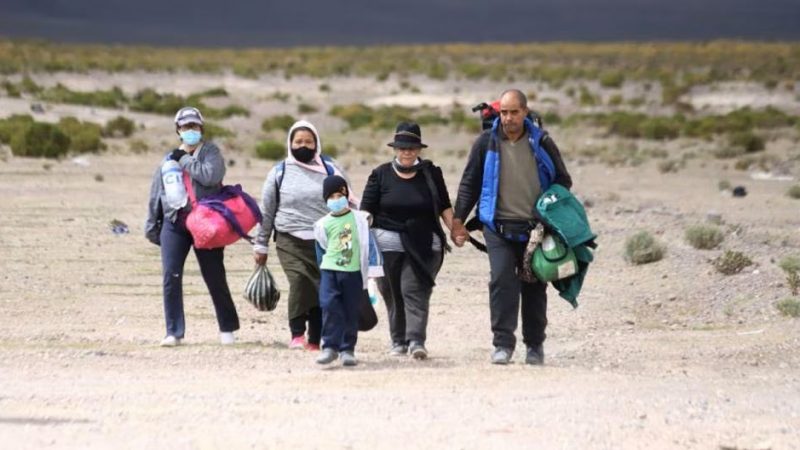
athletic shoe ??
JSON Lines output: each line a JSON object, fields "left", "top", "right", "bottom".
{"left": 340, "top": 351, "right": 358, "bottom": 367}
{"left": 491, "top": 347, "right": 512, "bottom": 365}
{"left": 316, "top": 348, "right": 338, "bottom": 365}
{"left": 289, "top": 336, "right": 306, "bottom": 350}
{"left": 409, "top": 341, "right": 428, "bottom": 360}
{"left": 160, "top": 335, "right": 181, "bottom": 347}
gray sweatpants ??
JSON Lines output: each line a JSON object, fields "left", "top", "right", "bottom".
{"left": 376, "top": 251, "right": 443, "bottom": 345}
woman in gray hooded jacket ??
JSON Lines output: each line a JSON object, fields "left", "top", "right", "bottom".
{"left": 145, "top": 106, "right": 239, "bottom": 347}
{"left": 253, "top": 120, "right": 355, "bottom": 351}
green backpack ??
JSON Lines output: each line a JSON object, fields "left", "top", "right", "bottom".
{"left": 531, "top": 233, "right": 578, "bottom": 282}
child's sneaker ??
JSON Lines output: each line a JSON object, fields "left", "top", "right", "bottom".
{"left": 305, "top": 342, "right": 320, "bottom": 351}
{"left": 289, "top": 336, "right": 306, "bottom": 350}
{"left": 340, "top": 351, "right": 358, "bottom": 367}
{"left": 316, "top": 348, "right": 338, "bottom": 364}
{"left": 160, "top": 335, "right": 181, "bottom": 347}
{"left": 220, "top": 332, "right": 235, "bottom": 345}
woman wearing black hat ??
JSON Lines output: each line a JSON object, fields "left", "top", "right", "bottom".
{"left": 360, "top": 122, "right": 454, "bottom": 360}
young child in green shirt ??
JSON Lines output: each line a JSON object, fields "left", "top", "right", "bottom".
{"left": 313, "top": 175, "right": 383, "bottom": 366}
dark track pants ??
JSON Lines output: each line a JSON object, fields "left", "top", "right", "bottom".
{"left": 485, "top": 228, "right": 548, "bottom": 351}
{"left": 160, "top": 217, "right": 239, "bottom": 339}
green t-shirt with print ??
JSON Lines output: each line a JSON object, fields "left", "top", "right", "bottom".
{"left": 320, "top": 211, "right": 361, "bottom": 272}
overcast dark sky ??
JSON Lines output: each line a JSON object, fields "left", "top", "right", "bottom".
{"left": 1, "top": 0, "right": 799, "bottom": 47}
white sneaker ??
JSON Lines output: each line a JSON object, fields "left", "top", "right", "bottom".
{"left": 160, "top": 335, "right": 181, "bottom": 347}
{"left": 219, "top": 332, "right": 236, "bottom": 345}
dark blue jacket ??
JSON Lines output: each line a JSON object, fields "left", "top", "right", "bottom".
{"left": 454, "top": 118, "right": 572, "bottom": 228}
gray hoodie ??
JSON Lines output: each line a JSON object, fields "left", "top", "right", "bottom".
{"left": 144, "top": 141, "right": 226, "bottom": 245}
{"left": 253, "top": 120, "right": 350, "bottom": 254}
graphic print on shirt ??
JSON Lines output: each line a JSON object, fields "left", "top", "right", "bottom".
{"left": 336, "top": 223, "right": 354, "bottom": 267}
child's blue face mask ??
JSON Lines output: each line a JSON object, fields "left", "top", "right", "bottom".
{"left": 179, "top": 129, "right": 202, "bottom": 145}
{"left": 326, "top": 196, "right": 348, "bottom": 213}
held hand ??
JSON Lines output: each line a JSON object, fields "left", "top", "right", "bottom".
{"left": 254, "top": 252, "right": 267, "bottom": 266}
{"left": 450, "top": 221, "right": 469, "bottom": 248}
{"left": 170, "top": 148, "right": 187, "bottom": 162}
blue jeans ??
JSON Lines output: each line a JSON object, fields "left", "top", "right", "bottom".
{"left": 160, "top": 217, "right": 239, "bottom": 338}
{"left": 319, "top": 270, "right": 363, "bottom": 352}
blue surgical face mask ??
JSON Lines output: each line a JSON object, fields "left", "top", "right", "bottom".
{"left": 326, "top": 196, "right": 348, "bottom": 213}
{"left": 179, "top": 129, "right": 202, "bottom": 146}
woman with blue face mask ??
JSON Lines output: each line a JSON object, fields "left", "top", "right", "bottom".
{"left": 144, "top": 106, "right": 240, "bottom": 347}
{"left": 252, "top": 120, "right": 356, "bottom": 352}
{"left": 359, "top": 122, "right": 454, "bottom": 360}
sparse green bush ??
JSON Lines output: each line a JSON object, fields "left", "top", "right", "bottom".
{"left": 600, "top": 111, "right": 647, "bottom": 138}
{"left": 2, "top": 80, "right": 20, "bottom": 97}
{"left": 128, "top": 138, "right": 148, "bottom": 154}
{"left": 426, "top": 62, "right": 448, "bottom": 80}
{"left": 39, "top": 84, "right": 127, "bottom": 108}
{"left": 608, "top": 94, "right": 623, "bottom": 106}
{"left": 775, "top": 298, "right": 800, "bottom": 317}
{"left": 579, "top": 86, "right": 598, "bottom": 106}
{"left": 734, "top": 157, "right": 754, "bottom": 171}
{"left": 261, "top": 114, "right": 296, "bottom": 132}
{"left": 255, "top": 140, "right": 285, "bottom": 160}
{"left": 10, "top": 122, "right": 71, "bottom": 158}
{"left": 787, "top": 185, "right": 800, "bottom": 199}
{"left": 195, "top": 87, "right": 228, "bottom": 97}
{"left": 330, "top": 103, "right": 443, "bottom": 131}
{"left": 58, "top": 117, "right": 105, "bottom": 153}
{"left": 0, "top": 114, "right": 34, "bottom": 144}
{"left": 298, "top": 103, "right": 318, "bottom": 114}
{"left": 729, "top": 131, "right": 765, "bottom": 153}
{"left": 712, "top": 146, "right": 746, "bottom": 159}
{"left": 685, "top": 224, "right": 724, "bottom": 249}
{"left": 778, "top": 256, "right": 800, "bottom": 273}
{"left": 542, "top": 111, "right": 562, "bottom": 125}
{"left": 19, "top": 76, "right": 42, "bottom": 94}
{"left": 641, "top": 117, "right": 681, "bottom": 140}
{"left": 599, "top": 71, "right": 625, "bottom": 88}
{"left": 204, "top": 104, "right": 250, "bottom": 119}
{"left": 713, "top": 250, "right": 753, "bottom": 275}
{"left": 324, "top": 143, "right": 339, "bottom": 158}
{"left": 718, "top": 180, "right": 731, "bottom": 191}
{"left": 270, "top": 91, "right": 291, "bottom": 102}
{"left": 103, "top": 116, "right": 135, "bottom": 137}
{"left": 624, "top": 231, "right": 665, "bottom": 265}
{"left": 129, "top": 88, "right": 185, "bottom": 115}
{"left": 787, "top": 271, "right": 800, "bottom": 296}
{"left": 203, "top": 123, "right": 233, "bottom": 140}
{"left": 657, "top": 159, "right": 681, "bottom": 173}
{"left": 318, "top": 83, "right": 331, "bottom": 92}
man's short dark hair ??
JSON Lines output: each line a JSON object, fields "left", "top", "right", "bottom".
{"left": 500, "top": 89, "right": 528, "bottom": 109}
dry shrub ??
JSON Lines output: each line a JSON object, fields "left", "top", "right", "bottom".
{"left": 775, "top": 298, "right": 800, "bottom": 318}
{"left": 685, "top": 224, "right": 724, "bottom": 249}
{"left": 624, "top": 231, "right": 665, "bottom": 265}
{"left": 713, "top": 250, "right": 753, "bottom": 275}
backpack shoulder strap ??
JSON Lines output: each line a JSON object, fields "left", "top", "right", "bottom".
{"left": 320, "top": 155, "right": 335, "bottom": 175}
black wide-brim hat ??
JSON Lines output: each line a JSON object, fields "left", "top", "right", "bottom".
{"left": 387, "top": 122, "right": 428, "bottom": 149}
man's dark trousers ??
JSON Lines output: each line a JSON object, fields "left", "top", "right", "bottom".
{"left": 484, "top": 228, "right": 548, "bottom": 352}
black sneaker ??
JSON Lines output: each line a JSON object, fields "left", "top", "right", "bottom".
{"left": 409, "top": 341, "right": 428, "bottom": 360}
{"left": 389, "top": 343, "right": 408, "bottom": 356}
{"left": 525, "top": 344, "right": 545, "bottom": 365}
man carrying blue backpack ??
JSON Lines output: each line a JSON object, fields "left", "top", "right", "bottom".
{"left": 450, "top": 90, "right": 573, "bottom": 365}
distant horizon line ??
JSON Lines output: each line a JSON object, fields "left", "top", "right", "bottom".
{"left": 2, "top": 36, "right": 800, "bottom": 50}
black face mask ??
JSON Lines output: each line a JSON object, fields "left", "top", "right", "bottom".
{"left": 291, "top": 146, "right": 316, "bottom": 163}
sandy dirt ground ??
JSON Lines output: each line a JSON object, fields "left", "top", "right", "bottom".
{"left": 1, "top": 73, "right": 799, "bottom": 449}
